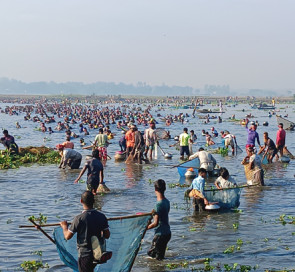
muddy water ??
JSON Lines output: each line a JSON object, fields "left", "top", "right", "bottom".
{"left": 0, "top": 102, "right": 295, "bottom": 271}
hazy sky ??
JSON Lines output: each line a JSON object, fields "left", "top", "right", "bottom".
{"left": 0, "top": 0, "right": 294, "bottom": 90}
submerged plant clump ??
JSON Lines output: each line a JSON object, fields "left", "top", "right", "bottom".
{"left": 0, "top": 147, "right": 60, "bottom": 169}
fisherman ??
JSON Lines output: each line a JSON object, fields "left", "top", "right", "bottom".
{"left": 188, "top": 168, "right": 209, "bottom": 211}
{"left": 1, "top": 130, "right": 19, "bottom": 154}
{"left": 62, "top": 135, "right": 74, "bottom": 149}
{"left": 276, "top": 123, "right": 286, "bottom": 158}
{"left": 147, "top": 179, "right": 171, "bottom": 261}
{"left": 205, "top": 132, "right": 215, "bottom": 146}
{"left": 211, "top": 127, "right": 218, "bottom": 137}
{"left": 241, "top": 146, "right": 264, "bottom": 186}
{"left": 132, "top": 126, "right": 145, "bottom": 164}
{"left": 74, "top": 149, "right": 104, "bottom": 195}
{"left": 144, "top": 121, "right": 157, "bottom": 160}
{"left": 119, "top": 131, "right": 127, "bottom": 152}
{"left": 57, "top": 144, "right": 82, "bottom": 169}
{"left": 221, "top": 130, "right": 237, "bottom": 155}
{"left": 60, "top": 191, "right": 112, "bottom": 272}
{"left": 189, "top": 147, "right": 217, "bottom": 176}
{"left": 245, "top": 120, "right": 261, "bottom": 156}
{"left": 179, "top": 128, "right": 190, "bottom": 160}
{"left": 91, "top": 128, "right": 109, "bottom": 161}
{"left": 125, "top": 125, "right": 135, "bottom": 158}
{"left": 258, "top": 132, "right": 277, "bottom": 163}
{"left": 189, "top": 130, "right": 197, "bottom": 155}
{"left": 214, "top": 167, "right": 237, "bottom": 189}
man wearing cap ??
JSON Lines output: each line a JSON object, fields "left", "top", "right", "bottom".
{"left": 57, "top": 144, "right": 82, "bottom": 169}
{"left": 245, "top": 120, "right": 261, "bottom": 156}
{"left": 125, "top": 125, "right": 135, "bottom": 158}
{"left": 276, "top": 123, "right": 286, "bottom": 158}
{"left": 179, "top": 128, "right": 190, "bottom": 160}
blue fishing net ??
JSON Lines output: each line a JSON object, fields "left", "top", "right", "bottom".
{"left": 204, "top": 187, "right": 241, "bottom": 209}
{"left": 53, "top": 214, "right": 152, "bottom": 272}
{"left": 177, "top": 158, "right": 200, "bottom": 177}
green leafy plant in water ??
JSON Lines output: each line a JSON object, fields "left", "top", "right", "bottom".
{"left": 20, "top": 260, "right": 49, "bottom": 272}
{"left": 217, "top": 147, "right": 229, "bottom": 157}
{"left": 28, "top": 213, "right": 47, "bottom": 225}
{"left": 233, "top": 223, "right": 239, "bottom": 229}
{"left": 224, "top": 245, "right": 235, "bottom": 254}
{"left": 204, "top": 258, "right": 214, "bottom": 271}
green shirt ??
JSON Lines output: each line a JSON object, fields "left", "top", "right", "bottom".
{"left": 94, "top": 134, "right": 108, "bottom": 147}
{"left": 179, "top": 132, "right": 190, "bottom": 146}
{"left": 154, "top": 198, "right": 171, "bottom": 236}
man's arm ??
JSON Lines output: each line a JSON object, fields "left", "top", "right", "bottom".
{"left": 60, "top": 221, "right": 74, "bottom": 240}
{"left": 74, "top": 165, "right": 87, "bottom": 183}
{"left": 147, "top": 214, "right": 159, "bottom": 230}
{"left": 99, "top": 169, "right": 104, "bottom": 184}
{"left": 58, "top": 155, "right": 64, "bottom": 168}
{"left": 103, "top": 228, "right": 110, "bottom": 239}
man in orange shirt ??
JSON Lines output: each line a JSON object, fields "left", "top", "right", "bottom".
{"left": 125, "top": 125, "right": 135, "bottom": 157}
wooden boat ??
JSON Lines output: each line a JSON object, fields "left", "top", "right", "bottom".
{"left": 197, "top": 109, "right": 225, "bottom": 114}
{"left": 257, "top": 105, "right": 275, "bottom": 110}
{"left": 276, "top": 115, "right": 295, "bottom": 130}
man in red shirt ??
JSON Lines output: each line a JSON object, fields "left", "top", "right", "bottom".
{"left": 276, "top": 123, "right": 286, "bottom": 158}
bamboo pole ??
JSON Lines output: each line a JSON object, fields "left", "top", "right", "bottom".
{"left": 28, "top": 218, "right": 56, "bottom": 244}
{"left": 20, "top": 212, "right": 153, "bottom": 228}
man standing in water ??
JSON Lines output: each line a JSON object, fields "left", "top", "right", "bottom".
{"left": 245, "top": 121, "right": 261, "bottom": 156}
{"left": 144, "top": 121, "right": 157, "bottom": 160}
{"left": 60, "top": 191, "right": 111, "bottom": 272}
{"left": 147, "top": 179, "right": 171, "bottom": 261}
{"left": 276, "top": 123, "right": 286, "bottom": 158}
{"left": 93, "top": 128, "right": 109, "bottom": 161}
{"left": 74, "top": 149, "right": 104, "bottom": 195}
{"left": 179, "top": 128, "right": 190, "bottom": 160}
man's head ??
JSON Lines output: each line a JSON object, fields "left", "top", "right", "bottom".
{"left": 3, "top": 130, "right": 8, "bottom": 136}
{"left": 154, "top": 179, "right": 166, "bottom": 194}
{"left": 183, "top": 128, "right": 188, "bottom": 133}
{"left": 92, "top": 149, "right": 100, "bottom": 159}
{"left": 131, "top": 125, "right": 136, "bottom": 131}
{"left": 198, "top": 168, "right": 207, "bottom": 178}
{"left": 190, "top": 130, "right": 194, "bottom": 134}
{"left": 263, "top": 132, "right": 269, "bottom": 139}
{"left": 149, "top": 122, "right": 155, "bottom": 129}
{"left": 199, "top": 147, "right": 204, "bottom": 152}
{"left": 81, "top": 191, "right": 95, "bottom": 207}
{"left": 99, "top": 128, "right": 103, "bottom": 134}
{"left": 66, "top": 135, "right": 71, "bottom": 141}
{"left": 220, "top": 167, "right": 229, "bottom": 180}
{"left": 278, "top": 123, "right": 283, "bottom": 129}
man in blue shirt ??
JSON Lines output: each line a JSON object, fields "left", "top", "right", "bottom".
{"left": 147, "top": 179, "right": 171, "bottom": 260}
{"left": 189, "top": 168, "right": 209, "bottom": 211}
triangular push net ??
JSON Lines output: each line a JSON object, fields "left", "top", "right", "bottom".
{"left": 53, "top": 213, "right": 152, "bottom": 272}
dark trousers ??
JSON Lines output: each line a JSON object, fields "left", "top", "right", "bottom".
{"left": 69, "top": 158, "right": 82, "bottom": 169}
{"left": 148, "top": 233, "right": 171, "bottom": 260}
{"left": 180, "top": 146, "right": 190, "bottom": 156}
{"left": 78, "top": 255, "right": 96, "bottom": 272}
{"left": 193, "top": 198, "right": 205, "bottom": 212}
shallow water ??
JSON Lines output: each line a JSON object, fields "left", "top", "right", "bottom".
{"left": 0, "top": 102, "right": 295, "bottom": 271}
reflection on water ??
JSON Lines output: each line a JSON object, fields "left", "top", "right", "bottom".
{"left": 1, "top": 103, "right": 295, "bottom": 271}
